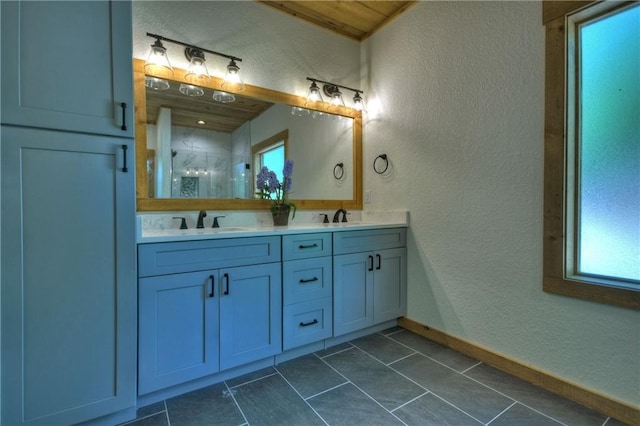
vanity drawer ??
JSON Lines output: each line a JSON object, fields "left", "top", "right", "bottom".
{"left": 282, "top": 233, "right": 332, "bottom": 261}
{"left": 333, "top": 228, "right": 406, "bottom": 255}
{"left": 138, "top": 236, "right": 281, "bottom": 277}
{"left": 283, "top": 257, "right": 332, "bottom": 304}
{"left": 283, "top": 298, "right": 332, "bottom": 350}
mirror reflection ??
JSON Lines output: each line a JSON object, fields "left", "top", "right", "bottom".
{"left": 134, "top": 58, "right": 362, "bottom": 212}
{"left": 145, "top": 76, "right": 354, "bottom": 201}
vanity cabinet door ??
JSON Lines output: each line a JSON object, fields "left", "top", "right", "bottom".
{"left": 333, "top": 252, "right": 375, "bottom": 336}
{"left": 0, "top": 0, "right": 134, "bottom": 137}
{"left": 138, "top": 271, "right": 220, "bottom": 395}
{"left": 373, "top": 247, "right": 407, "bottom": 324}
{"left": 1, "top": 127, "right": 136, "bottom": 425}
{"left": 220, "top": 263, "right": 282, "bottom": 370}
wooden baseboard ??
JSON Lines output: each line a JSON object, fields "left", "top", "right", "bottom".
{"left": 397, "top": 317, "right": 640, "bottom": 426}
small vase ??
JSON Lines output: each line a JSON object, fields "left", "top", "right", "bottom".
{"left": 271, "top": 204, "right": 291, "bottom": 226}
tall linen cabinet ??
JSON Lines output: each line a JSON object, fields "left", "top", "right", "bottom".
{"left": 1, "top": 1, "right": 137, "bottom": 425}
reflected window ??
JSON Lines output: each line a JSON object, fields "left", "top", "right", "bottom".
{"left": 252, "top": 129, "right": 288, "bottom": 197}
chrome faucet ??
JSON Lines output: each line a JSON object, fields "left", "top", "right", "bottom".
{"left": 196, "top": 210, "right": 207, "bottom": 229}
{"left": 333, "top": 209, "right": 348, "bottom": 223}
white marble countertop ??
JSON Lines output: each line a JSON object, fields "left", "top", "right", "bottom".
{"left": 137, "top": 210, "right": 408, "bottom": 243}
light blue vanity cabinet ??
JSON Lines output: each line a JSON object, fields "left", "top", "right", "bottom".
{"left": 138, "top": 237, "right": 282, "bottom": 394}
{"left": 138, "top": 271, "right": 220, "bottom": 395}
{"left": 282, "top": 233, "right": 333, "bottom": 350}
{"left": 1, "top": 0, "right": 134, "bottom": 137}
{"left": 333, "top": 228, "right": 407, "bottom": 336}
{"left": 1, "top": 2, "right": 136, "bottom": 425}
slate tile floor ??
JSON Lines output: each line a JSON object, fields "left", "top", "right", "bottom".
{"left": 124, "top": 327, "right": 629, "bottom": 426}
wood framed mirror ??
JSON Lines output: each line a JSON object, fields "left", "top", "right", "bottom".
{"left": 134, "top": 59, "right": 362, "bottom": 211}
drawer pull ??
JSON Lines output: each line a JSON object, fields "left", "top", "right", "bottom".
{"left": 376, "top": 254, "right": 381, "bottom": 270}
{"left": 368, "top": 255, "right": 374, "bottom": 271}
{"left": 299, "top": 243, "right": 319, "bottom": 249}
{"left": 299, "top": 277, "right": 319, "bottom": 284}
{"left": 208, "top": 275, "right": 215, "bottom": 298}
{"left": 223, "top": 273, "right": 230, "bottom": 295}
{"left": 299, "top": 319, "right": 318, "bottom": 327}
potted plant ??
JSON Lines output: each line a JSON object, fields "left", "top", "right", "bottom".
{"left": 256, "top": 160, "right": 296, "bottom": 226}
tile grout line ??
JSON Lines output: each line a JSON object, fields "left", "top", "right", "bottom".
{"left": 386, "top": 332, "right": 571, "bottom": 426}
{"left": 485, "top": 400, "right": 517, "bottom": 425}
{"left": 461, "top": 360, "right": 483, "bottom": 374}
{"left": 304, "top": 381, "right": 351, "bottom": 401}
{"left": 273, "top": 365, "right": 330, "bottom": 426}
{"left": 227, "top": 370, "right": 279, "bottom": 389}
{"left": 316, "top": 342, "right": 356, "bottom": 359}
{"left": 457, "top": 369, "right": 571, "bottom": 426}
{"left": 383, "top": 354, "right": 486, "bottom": 425}
{"left": 313, "top": 348, "right": 410, "bottom": 426}
{"left": 389, "top": 390, "right": 430, "bottom": 413}
{"left": 163, "top": 400, "right": 171, "bottom": 426}
{"left": 222, "top": 380, "right": 250, "bottom": 426}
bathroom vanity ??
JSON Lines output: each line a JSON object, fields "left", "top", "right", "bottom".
{"left": 136, "top": 220, "right": 407, "bottom": 404}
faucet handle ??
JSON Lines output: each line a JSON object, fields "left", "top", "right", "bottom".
{"left": 173, "top": 217, "right": 188, "bottom": 229}
{"left": 320, "top": 214, "right": 329, "bottom": 224}
{"left": 342, "top": 211, "right": 349, "bottom": 223}
{"left": 212, "top": 216, "right": 226, "bottom": 228}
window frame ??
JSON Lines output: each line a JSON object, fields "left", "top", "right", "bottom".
{"left": 251, "top": 129, "right": 289, "bottom": 197}
{"left": 542, "top": 1, "right": 640, "bottom": 309}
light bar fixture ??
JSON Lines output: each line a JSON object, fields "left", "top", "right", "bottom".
{"left": 305, "top": 77, "right": 365, "bottom": 112}
{"left": 144, "top": 32, "right": 244, "bottom": 101}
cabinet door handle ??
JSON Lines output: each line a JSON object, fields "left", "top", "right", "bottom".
{"left": 121, "top": 144, "right": 128, "bottom": 173}
{"left": 120, "top": 102, "right": 127, "bottom": 131}
{"left": 368, "top": 255, "right": 374, "bottom": 271}
{"left": 208, "top": 275, "right": 215, "bottom": 298}
{"left": 223, "top": 273, "right": 229, "bottom": 295}
{"left": 299, "top": 277, "right": 319, "bottom": 284}
{"left": 299, "top": 319, "right": 318, "bottom": 327}
{"left": 376, "top": 254, "right": 381, "bottom": 270}
{"left": 299, "top": 243, "right": 318, "bottom": 249}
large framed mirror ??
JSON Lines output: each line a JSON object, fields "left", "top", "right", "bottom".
{"left": 134, "top": 59, "right": 362, "bottom": 211}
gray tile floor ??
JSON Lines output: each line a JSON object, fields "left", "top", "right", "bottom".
{"left": 124, "top": 327, "right": 629, "bottom": 426}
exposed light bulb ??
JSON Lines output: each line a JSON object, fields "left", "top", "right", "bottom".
{"left": 221, "top": 59, "right": 245, "bottom": 92}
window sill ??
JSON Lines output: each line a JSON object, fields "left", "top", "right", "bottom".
{"left": 543, "top": 276, "right": 640, "bottom": 310}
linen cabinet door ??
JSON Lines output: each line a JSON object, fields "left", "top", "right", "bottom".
{"left": 138, "top": 271, "right": 219, "bottom": 395}
{"left": 0, "top": 0, "right": 133, "bottom": 137}
{"left": 219, "top": 263, "right": 282, "bottom": 370}
{"left": 373, "top": 247, "right": 407, "bottom": 323}
{"left": 333, "top": 252, "right": 374, "bottom": 337}
{"left": 1, "top": 127, "right": 136, "bottom": 425}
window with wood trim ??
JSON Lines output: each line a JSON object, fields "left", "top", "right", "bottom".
{"left": 543, "top": 1, "right": 640, "bottom": 309}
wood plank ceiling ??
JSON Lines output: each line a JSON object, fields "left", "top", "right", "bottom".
{"left": 257, "top": 1, "right": 417, "bottom": 41}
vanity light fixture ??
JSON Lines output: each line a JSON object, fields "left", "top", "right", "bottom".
{"left": 144, "top": 32, "right": 243, "bottom": 97}
{"left": 184, "top": 47, "right": 210, "bottom": 82}
{"left": 305, "top": 80, "right": 323, "bottom": 106}
{"left": 220, "top": 59, "right": 245, "bottom": 93}
{"left": 145, "top": 37, "right": 173, "bottom": 77}
{"left": 305, "top": 78, "right": 365, "bottom": 111}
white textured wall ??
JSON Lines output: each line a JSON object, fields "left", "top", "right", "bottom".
{"left": 132, "top": 1, "right": 360, "bottom": 98}
{"left": 363, "top": 1, "right": 639, "bottom": 406}
{"left": 132, "top": 0, "right": 640, "bottom": 407}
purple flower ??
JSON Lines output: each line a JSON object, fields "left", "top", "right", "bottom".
{"left": 283, "top": 160, "right": 294, "bottom": 192}
{"left": 267, "top": 170, "right": 279, "bottom": 192}
{"left": 256, "top": 167, "right": 269, "bottom": 191}
{"left": 283, "top": 160, "right": 294, "bottom": 179}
